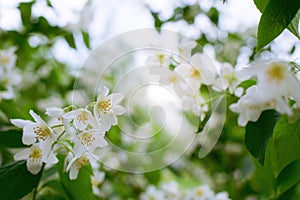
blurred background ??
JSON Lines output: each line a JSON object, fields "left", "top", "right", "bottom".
{"left": 0, "top": 0, "right": 300, "bottom": 199}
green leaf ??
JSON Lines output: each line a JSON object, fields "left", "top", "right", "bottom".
{"left": 245, "top": 110, "right": 278, "bottom": 165}
{"left": 42, "top": 180, "right": 68, "bottom": 200}
{"left": 270, "top": 116, "right": 300, "bottom": 177}
{"left": 253, "top": 0, "right": 269, "bottom": 12}
{"left": 257, "top": 0, "right": 300, "bottom": 50}
{"left": 18, "top": 2, "right": 34, "bottom": 31}
{"left": 0, "top": 100, "right": 29, "bottom": 119}
{"left": 277, "top": 159, "right": 300, "bottom": 196}
{"left": 56, "top": 155, "right": 93, "bottom": 200}
{"left": 0, "top": 160, "right": 42, "bottom": 200}
{"left": 0, "top": 129, "right": 25, "bottom": 148}
{"left": 287, "top": 10, "right": 300, "bottom": 40}
{"left": 81, "top": 31, "right": 90, "bottom": 49}
{"left": 65, "top": 33, "right": 76, "bottom": 49}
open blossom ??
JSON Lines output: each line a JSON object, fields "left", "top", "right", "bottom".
{"left": 65, "top": 152, "right": 92, "bottom": 180}
{"left": 182, "top": 93, "right": 209, "bottom": 120}
{"left": 237, "top": 60, "right": 300, "bottom": 105}
{"left": 140, "top": 185, "right": 165, "bottom": 200}
{"left": 14, "top": 143, "right": 58, "bottom": 174}
{"left": 73, "top": 129, "right": 108, "bottom": 157}
{"left": 11, "top": 110, "right": 56, "bottom": 149}
{"left": 230, "top": 86, "right": 291, "bottom": 126}
{"left": 64, "top": 108, "right": 98, "bottom": 131}
{"left": 94, "top": 86, "right": 126, "bottom": 131}
{"left": 175, "top": 53, "right": 218, "bottom": 91}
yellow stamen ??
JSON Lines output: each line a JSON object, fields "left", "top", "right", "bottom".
{"left": 79, "top": 132, "right": 95, "bottom": 146}
{"left": 98, "top": 99, "right": 112, "bottom": 114}
{"left": 29, "top": 147, "right": 42, "bottom": 161}
{"left": 34, "top": 125, "right": 51, "bottom": 141}
{"left": 266, "top": 63, "right": 285, "bottom": 83}
{"left": 75, "top": 156, "right": 89, "bottom": 169}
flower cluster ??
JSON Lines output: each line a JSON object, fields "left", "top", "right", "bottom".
{"left": 0, "top": 47, "right": 21, "bottom": 100}
{"left": 10, "top": 86, "right": 125, "bottom": 179}
{"left": 140, "top": 181, "right": 230, "bottom": 200}
{"left": 146, "top": 34, "right": 300, "bottom": 127}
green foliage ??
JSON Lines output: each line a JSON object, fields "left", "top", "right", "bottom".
{"left": 0, "top": 160, "right": 42, "bottom": 200}
{"left": 269, "top": 116, "right": 300, "bottom": 177}
{"left": 56, "top": 155, "right": 93, "bottom": 200}
{"left": 245, "top": 110, "right": 278, "bottom": 165}
{"left": 0, "top": 129, "right": 25, "bottom": 148}
{"left": 254, "top": 0, "right": 300, "bottom": 50}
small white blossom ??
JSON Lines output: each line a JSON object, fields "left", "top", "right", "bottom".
{"left": 73, "top": 129, "right": 107, "bottom": 157}
{"left": 14, "top": 143, "right": 58, "bottom": 175}
{"left": 140, "top": 185, "right": 165, "bottom": 200}
{"left": 230, "top": 86, "right": 291, "bottom": 126}
{"left": 94, "top": 86, "right": 126, "bottom": 131}
{"left": 64, "top": 108, "right": 98, "bottom": 131}
{"left": 11, "top": 110, "right": 56, "bottom": 150}
{"left": 65, "top": 152, "right": 91, "bottom": 180}
{"left": 184, "top": 185, "right": 215, "bottom": 200}
{"left": 182, "top": 93, "right": 209, "bottom": 120}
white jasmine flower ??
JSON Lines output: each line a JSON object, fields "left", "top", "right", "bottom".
{"left": 64, "top": 108, "right": 97, "bottom": 131}
{"left": 230, "top": 86, "right": 291, "bottom": 126}
{"left": 73, "top": 129, "right": 107, "bottom": 157}
{"left": 161, "top": 181, "right": 182, "bottom": 199}
{"left": 94, "top": 86, "right": 126, "bottom": 131}
{"left": 11, "top": 110, "right": 56, "bottom": 148}
{"left": 184, "top": 185, "right": 215, "bottom": 200}
{"left": 140, "top": 185, "right": 165, "bottom": 200}
{"left": 0, "top": 47, "right": 17, "bottom": 69}
{"left": 237, "top": 60, "right": 300, "bottom": 105}
{"left": 145, "top": 52, "right": 171, "bottom": 67}
{"left": 65, "top": 152, "right": 91, "bottom": 180}
{"left": 14, "top": 143, "right": 58, "bottom": 175}
{"left": 213, "top": 63, "right": 240, "bottom": 93}
{"left": 182, "top": 93, "right": 209, "bottom": 120}
{"left": 92, "top": 171, "right": 105, "bottom": 196}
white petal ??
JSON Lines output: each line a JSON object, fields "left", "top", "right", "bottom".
{"left": 14, "top": 149, "right": 30, "bottom": 161}
{"left": 27, "top": 159, "right": 43, "bottom": 175}
{"left": 10, "top": 119, "right": 33, "bottom": 128}
{"left": 44, "top": 152, "right": 58, "bottom": 164}
{"left": 66, "top": 156, "right": 76, "bottom": 172}
{"left": 110, "top": 93, "right": 124, "bottom": 104}
{"left": 74, "top": 139, "right": 86, "bottom": 157}
{"left": 64, "top": 110, "right": 78, "bottom": 119}
{"left": 45, "top": 107, "right": 63, "bottom": 117}
{"left": 29, "top": 110, "right": 46, "bottom": 125}
{"left": 97, "top": 86, "right": 109, "bottom": 101}
{"left": 74, "top": 118, "right": 88, "bottom": 131}
{"left": 113, "top": 105, "right": 126, "bottom": 115}
{"left": 23, "top": 124, "right": 37, "bottom": 145}
{"left": 69, "top": 164, "right": 79, "bottom": 180}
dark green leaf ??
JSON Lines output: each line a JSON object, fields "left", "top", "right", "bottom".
{"left": 277, "top": 159, "right": 300, "bottom": 195}
{"left": 0, "top": 160, "right": 42, "bottom": 200}
{"left": 245, "top": 110, "right": 278, "bottom": 165}
{"left": 56, "top": 155, "right": 93, "bottom": 200}
{"left": 18, "top": 2, "right": 34, "bottom": 30}
{"left": 0, "top": 129, "right": 25, "bottom": 148}
{"left": 270, "top": 116, "right": 300, "bottom": 177}
{"left": 65, "top": 33, "right": 76, "bottom": 49}
{"left": 81, "top": 31, "right": 90, "bottom": 49}
{"left": 257, "top": 0, "right": 300, "bottom": 50}
{"left": 253, "top": 0, "right": 269, "bottom": 12}
{"left": 0, "top": 99, "right": 29, "bottom": 119}
{"left": 42, "top": 180, "right": 68, "bottom": 200}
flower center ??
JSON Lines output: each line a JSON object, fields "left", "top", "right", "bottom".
{"left": 29, "top": 147, "right": 42, "bottom": 160}
{"left": 75, "top": 156, "right": 89, "bottom": 169}
{"left": 77, "top": 111, "right": 88, "bottom": 123}
{"left": 196, "top": 189, "right": 203, "bottom": 196}
{"left": 0, "top": 56, "right": 10, "bottom": 65}
{"left": 98, "top": 99, "right": 112, "bottom": 114}
{"left": 169, "top": 75, "right": 178, "bottom": 83}
{"left": 34, "top": 125, "right": 51, "bottom": 141}
{"left": 266, "top": 63, "right": 285, "bottom": 83}
{"left": 79, "top": 132, "right": 95, "bottom": 146}
{"left": 190, "top": 67, "right": 201, "bottom": 79}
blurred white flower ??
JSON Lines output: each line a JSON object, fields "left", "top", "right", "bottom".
{"left": 140, "top": 185, "right": 165, "bottom": 200}
{"left": 161, "top": 181, "right": 182, "bottom": 200}
{"left": 94, "top": 86, "right": 125, "bottom": 131}
{"left": 182, "top": 93, "right": 209, "bottom": 120}
{"left": 184, "top": 185, "right": 215, "bottom": 200}
{"left": 14, "top": 143, "right": 58, "bottom": 175}
{"left": 92, "top": 171, "right": 105, "bottom": 196}
{"left": 230, "top": 86, "right": 290, "bottom": 126}
{"left": 0, "top": 47, "right": 17, "bottom": 69}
